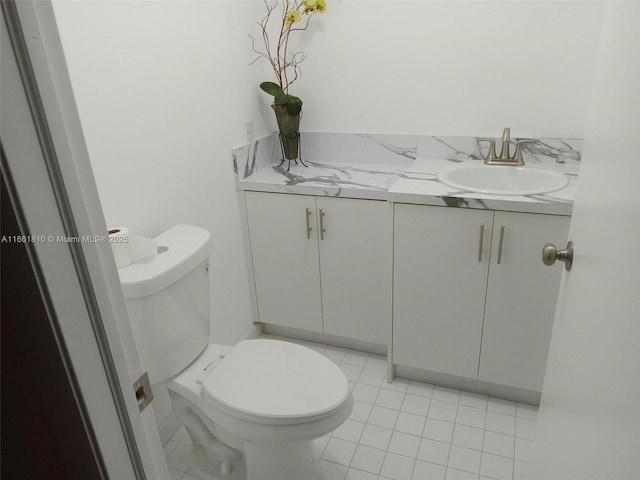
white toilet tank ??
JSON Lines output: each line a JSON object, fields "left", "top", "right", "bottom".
{"left": 118, "top": 224, "right": 211, "bottom": 384}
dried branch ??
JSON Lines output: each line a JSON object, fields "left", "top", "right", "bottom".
{"left": 250, "top": 0, "right": 324, "bottom": 93}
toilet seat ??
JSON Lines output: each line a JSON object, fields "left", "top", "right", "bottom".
{"left": 201, "top": 339, "right": 350, "bottom": 426}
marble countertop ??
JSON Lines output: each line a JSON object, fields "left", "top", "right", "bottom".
{"left": 234, "top": 133, "right": 581, "bottom": 216}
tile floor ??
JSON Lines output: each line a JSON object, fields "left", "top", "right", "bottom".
{"left": 164, "top": 335, "right": 538, "bottom": 480}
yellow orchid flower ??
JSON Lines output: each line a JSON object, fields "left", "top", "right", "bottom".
{"left": 315, "top": 0, "right": 326, "bottom": 13}
{"left": 285, "top": 10, "right": 301, "bottom": 26}
{"left": 303, "top": 0, "right": 318, "bottom": 7}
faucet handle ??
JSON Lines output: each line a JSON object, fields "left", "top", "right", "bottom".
{"left": 478, "top": 138, "right": 497, "bottom": 164}
{"left": 512, "top": 139, "right": 536, "bottom": 165}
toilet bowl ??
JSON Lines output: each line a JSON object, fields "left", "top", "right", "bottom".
{"left": 118, "top": 225, "right": 352, "bottom": 480}
{"left": 168, "top": 340, "right": 352, "bottom": 480}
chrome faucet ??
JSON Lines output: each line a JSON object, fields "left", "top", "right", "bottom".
{"left": 478, "top": 128, "right": 535, "bottom": 166}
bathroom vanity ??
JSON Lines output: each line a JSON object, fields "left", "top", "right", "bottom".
{"left": 233, "top": 132, "right": 581, "bottom": 402}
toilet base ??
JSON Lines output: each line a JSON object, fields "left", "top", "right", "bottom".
{"left": 244, "top": 439, "right": 323, "bottom": 480}
{"left": 188, "top": 439, "right": 327, "bottom": 480}
{"left": 190, "top": 445, "right": 247, "bottom": 480}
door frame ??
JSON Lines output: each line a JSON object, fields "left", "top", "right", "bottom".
{"left": 1, "top": 1, "right": 167, "bottom": 478}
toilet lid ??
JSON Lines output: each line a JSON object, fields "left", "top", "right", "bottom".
{"left": 201, "top": 339, "right": 350, "bottom": 425}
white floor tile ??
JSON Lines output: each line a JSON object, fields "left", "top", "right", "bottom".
{"left": 365, "top": 354, "right": 387, "bottom": 371}
{"left": 168, "top": 467, "right": 184, "bottom": 480}
{"left": 423, "top": 418, "right": 455, "bottom": 443}
{"left": 305, "top": 341, "right": 327, "bottom": 353}
{"left": 344, "top": 350, "right": 370, "bottom": 367}
{"left": 480, "top": 452, "right": 513, "bottom": 480}
{"left": 376, "top": 389, "right": 405, "bottom": 410}
{"left": 417, "top": 438, "right": 451, "bottom": 466}
{"left": 447, "top": 445, "right": 481, "bottom": 474}
{"left": 346, "top": 467, "right": 379, "bottom": 480}
{"left": 484, "top": 411, "right": 515, "bottom": 436}
{"left": 388, "top": 431, "right": 421, "bottom": 458}
{"left": 413, "top": 460, "right": 446, "bottom": 480}
{"left": 163, "top": 439, "right": 179, "bottom": 458}
{"left": 401, "top": 394, "right": 431, "bottom": 416}
{"left": 323, "top": 438, "right": 358, "bottom": 466}
{"left": 341, "top": 363, "right": 365, "bottom": 382}
{"left": 350, "top": 445, "right": 386, "bottom": 474}
{"left": 513, "top": 459, "right": 531, "bottom": 480}
{"left": 515, "top": 417, "right": 536, "bottom": 440}
{"left": 333, "top": 419, "right": 366, "bottom": 443}
{"left": 382, "top": 376, "right": 410, "bottom": 393}
{"left": 487, "top": 398, "right": 516, "bottom": 416}
{"left": 359, "top": 368, "right": 387, "bottom": 387}
{"left": 514, "top": 437, "right": 533, "bottom": 462}
{"left": 482, "top": 431, "right": 514, "bottom": 458}
{"left": 368, "top": 406, "right": 400, "bottom": 429}
{"left": 353, "top": 383, "right": 381, "bottom": 404}
{"left": 181, "top": 474, "right": 198, "bottom": 480}
{"left": 380, "top": 452, "right": 416, "bottom": 480}
{"left": 428, "top": 400, "right": 459, "bottom": 423}
{"left": 165, "top": 443, "right": 192, "bottom": 472}
{"left": 455, "top": 405, "right": 486, "bottom": 429}
{"left": 515, "top": 403, "right": 538, "bottom": 420}
{"left": 433, "top": 386, "right": 461, "bottom": 404}
{"left": 445, "top": 467, "right": 479, "bottom": 480}
{"left": 350, "top": 401, "right": 374, "bottom": 423}
{"left": 321, "top": 460, "right": 349, "bottom": 480}
{"left": 171, "top": 426, "right": 188, "bottom": 443}
{"left": 315, "top": 436, "right": 331, "bottom": 456}
{"left": 324, "top": 346, "right": 348, "bottom": 363}
{"left": 395, "top": 412, "right": 426, "bottom": 437}
{"left": 452, "top": 424, "right": 483, "bottom": 451}
{"left": 407, "top": 381, "right": 435, "bottom": 398}
{"left": 360, "top": 424, "right": 393, "bottom": 450}
{"left": 459, "top": 392, "right": 488, "bottom": 410}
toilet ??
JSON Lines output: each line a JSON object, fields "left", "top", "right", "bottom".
{"left": 118, "top": 225, "right": 352, "bottom": 480}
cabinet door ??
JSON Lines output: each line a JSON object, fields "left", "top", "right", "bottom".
{"left": 479, "top": 212, "right": 570, "bottom": 391}
{"left": 318, "top": 197, "right": 389, "bottom": 345}
{"left": 244, "top": 192, "right": 323, "bottom": 332}
{"left": 393, "top": 204, "right": 494, "bottom": 378}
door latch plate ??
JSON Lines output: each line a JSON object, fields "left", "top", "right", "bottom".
{"left": 133, "top": 372, "right": 153, "bottom": 412}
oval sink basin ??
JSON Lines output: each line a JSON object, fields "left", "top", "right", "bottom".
{"left": 437, "top": 163, "right": 568, "bottom": 196}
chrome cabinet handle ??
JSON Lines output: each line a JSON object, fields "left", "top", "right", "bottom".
{"left": 319, "top": 209, "right": 326, "bottom": 240}
{"left": 497, "top": 225, "right": 506, "bottom": 264}
{"left": 305, "top": 208, "right": 312, "bottom": 239}
{"left": 477, "top": 223, "right": 485, "bottom": 262}
{"left": 542, "top": 241, "right": 574, "bottom": 271}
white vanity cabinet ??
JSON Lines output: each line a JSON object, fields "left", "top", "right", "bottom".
{"left": 393, "top": 203, "right": 570, "bottom": 391}
{"left": 479, "top": 211, "right": 570, "bottom": 391}
{"left": 244, "top": 191, "right": 389, "bottom": 344}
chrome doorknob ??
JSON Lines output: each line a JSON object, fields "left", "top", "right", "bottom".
{"left": 542, "top": 241, "right": 574, "bottom": 271}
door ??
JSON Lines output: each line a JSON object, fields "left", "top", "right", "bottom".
{"left": 318, "top": 197, "right": 388, "bottom": 344}
{"left": 2, "top": 2, "right": 167, "bottom": 478}
{"left": 479, "top": 212, "right": 570, "bottom": 391}
{"left": 245, "top": 191, "right": 323, "bottom": 332}
{"left": 393, "top": 203, "right": 493, "bottom": 378}
{"left": 530, "top": 3, "right": 640, "bottom": 479}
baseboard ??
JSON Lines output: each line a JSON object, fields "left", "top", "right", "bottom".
{"left": 261, "top": 323, "right": 386, "bottom": 356}
{"left": 393, "top": 364, "right": 541, "bottom": 406}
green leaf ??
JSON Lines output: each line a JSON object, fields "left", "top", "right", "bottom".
{"left": 260, "top": 81, "right": 285, "bottom": 97}
{"left": 286, "top": 96, "right": 303, "bottom": 115}
{"left": 274, "top": 94, "right": 290, "bottom": 106}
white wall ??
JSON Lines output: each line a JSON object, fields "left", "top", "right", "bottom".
{"left": 52, "top": 1, "right": 604, "bottom": 347}
{"left": 295, "top": 1, "right": 604, "bottom": 137}
{"left": 52, "top": 1, "right": 266, "bottom": 345}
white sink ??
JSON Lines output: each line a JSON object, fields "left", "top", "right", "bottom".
{"left": 437, "top": 163, "right": 568, "bottom": 196}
